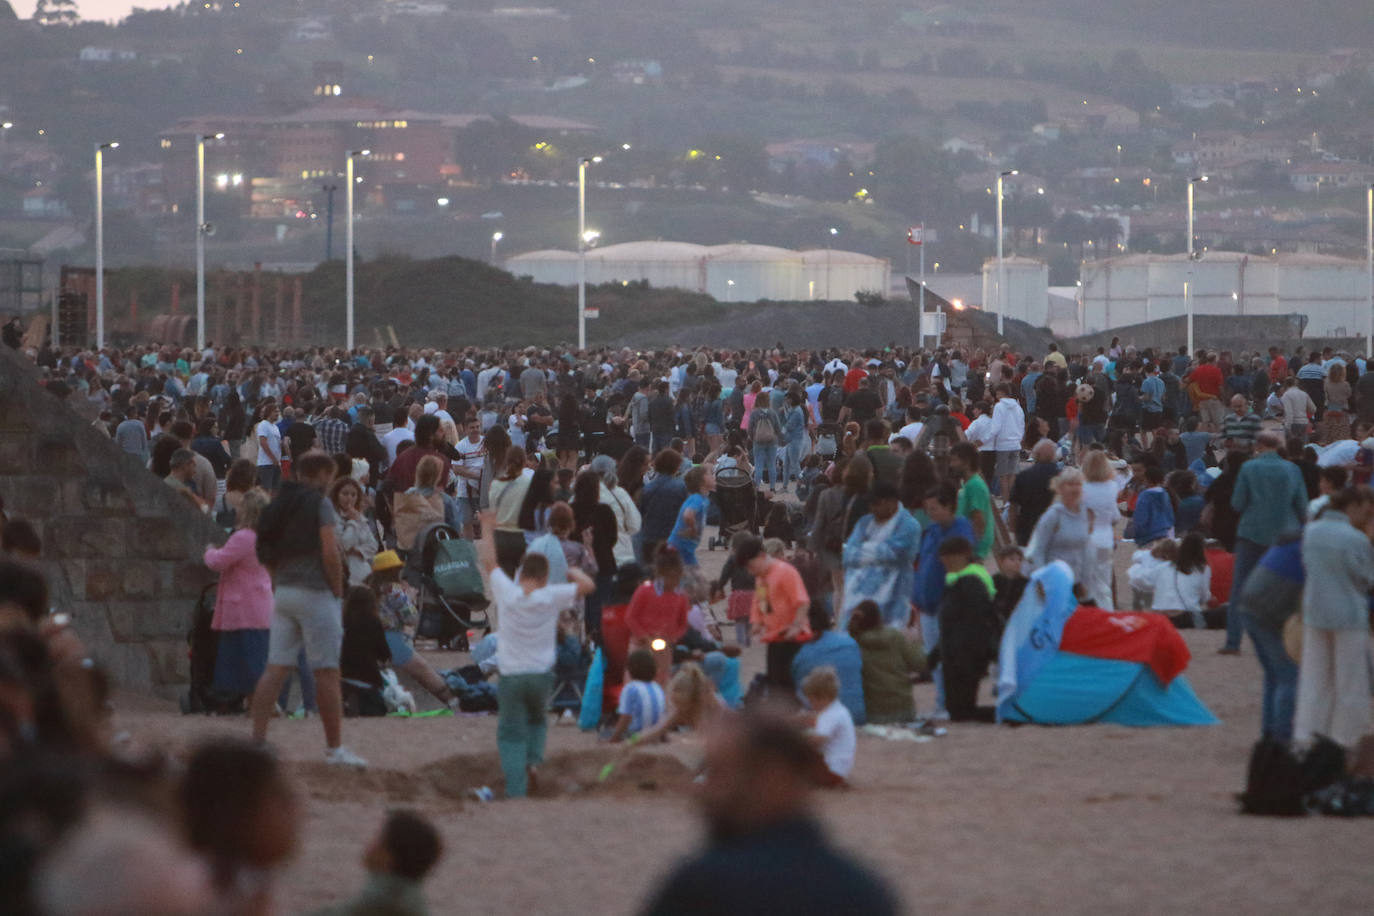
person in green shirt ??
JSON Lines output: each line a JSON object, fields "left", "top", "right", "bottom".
{"left": 950, "top": 442, "right": 995, "bottom": 559}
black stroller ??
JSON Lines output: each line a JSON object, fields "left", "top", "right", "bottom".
{"left": 708, "top": 465, "right": 758, "bottom": 549}
{"left": 181, "top": 583, "right": 247, "bottom": 715}
{"left": 407, "top": 522, "right": 490, "bottom": 651}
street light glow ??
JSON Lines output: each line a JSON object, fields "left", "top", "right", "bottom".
{"left": 492, "top": 231, "right": 504, "bottom": 241}
{"left": 582, "top": 229, "right": 600, "bottom": 244}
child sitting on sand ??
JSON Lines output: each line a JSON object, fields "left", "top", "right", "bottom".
{"left": 609, "top": 649, "right": 667, "bottom": 743}
{"left": 314, "top": 809, "right": 443, "bottom": 916}
{"left": 800, "top": 666, "right": 855, "bottom": 787}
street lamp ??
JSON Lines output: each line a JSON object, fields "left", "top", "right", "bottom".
{"left": 345, "top": 149, "right": 370, "bottom": 351}
{"left": 577, "top": 155, "right": 602, "bottom": 351}
{"left": 1186, "top": 175, "right": 1208, "bottom": 355}
{"left": 826, "top": 226, "right": 838, "bottom": 300}
{"left": 94, "top": 141, "right": 119, "bottom": 350}
{"left": 491, "top": 230, "right": 503, "bottom": 264}
{"left": 1366, "top": 183, "right": 1372, "bottom": 360}
{"left": 196, "top": 132, "right": 224, "bottom": 352}
{"left": 996, "top": 169, "right": 1018, "bottom": 336}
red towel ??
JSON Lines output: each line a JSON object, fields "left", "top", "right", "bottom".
{"left": 1059, "top": 606, "right": 1192, "bottom": 685}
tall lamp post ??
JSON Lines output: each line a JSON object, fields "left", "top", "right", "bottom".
{"left": 1366, "top": 183, "right": 1372, "bottom": 360}
{"left": 995, "top": 169, "right": 1017, "bottom": 336}
{"left": 344, "top": 149, "right": 369, "bottom": 352}
{"left": 195, "top": 132, "right": 224, "bottom": 353}
{"left": 1186, "top": 175, "right": 1208, "bottom": 356}
{"left": 577, "top": 155, "right": 601, "bottom": 351}
{"left": 491, "top": 230, "right": 503, "bottom": 264}
{"left": 94, "top": 140, "right": 119, "bottom": 350}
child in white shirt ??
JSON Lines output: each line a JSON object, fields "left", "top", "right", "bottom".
{"left": 801, "top": 666, "right": 855, "bottom": 787}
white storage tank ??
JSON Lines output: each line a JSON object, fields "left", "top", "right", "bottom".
{"left": 799, "top": 248, "right": 890, "bottom": 302}
{"left": 587, "top": 241, "right": 708, "bottom": 292}
{"left": 981, "top": 256, "right": 1050, "bottom": 327}
{"left": 504, "top": 249, "right": 579, "bottom": 285}
{"left": 704, "top": 244, "right": 805, "bottom": 301}
{"left": 1081, "top": 255, "right": 1151, "bottom": 332}
{"left": 1276, "top": 253, "right": 1370, "bottom": 337}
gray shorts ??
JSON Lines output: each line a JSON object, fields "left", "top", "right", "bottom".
{"left": 995, "top": 450, "right": 1020, "bottom": 478}
{"left": 268, "top": 586, "right": 342, "bottom": 669}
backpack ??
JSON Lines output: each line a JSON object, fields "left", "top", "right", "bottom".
{"left": 822, "top": 385, "right": 846, "bottom": 419}
{"left": 1239, "top": 738, "right": 1305, "bottom": 816}
{"left": 751, "top": 409, "right": 778, "bottom": 444}
{"left": 254, "top": 483, "right": 322, "bottom": 568}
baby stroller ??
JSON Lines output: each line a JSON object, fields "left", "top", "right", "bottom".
{"left": 407, "top": 522, "right": 489, "bottom": 651}
{"left": 550, "top": 634, "right": 592, "bottom": 714}
{"left": 181, "top": 583, "right": 244, "bottom": 715}
{"left": 708, "top": 465, "right": 758, "bottom": 550}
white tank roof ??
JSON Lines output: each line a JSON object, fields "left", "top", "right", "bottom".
{"left": 506, "top": 249, "right": 578, "bottom": 262}
{"left": 593, "top": 241, "right": 709, "bottom": 261}
{"left": 797, "top": 248, "right": 887, "bottom": 265}
{"left": 706, "top": 243, "right": 803, "bottom": 262}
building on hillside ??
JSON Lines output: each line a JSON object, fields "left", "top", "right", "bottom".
{"left": 1289, "top": 159, "right": 1374, "bottom": 192}
{"left": 1079, "top": 252, "right": 1372, "bottom": 338}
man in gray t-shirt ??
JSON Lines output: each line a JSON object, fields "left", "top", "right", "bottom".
{"left": 250, "top": 452, "right": 366, "bottom": 768}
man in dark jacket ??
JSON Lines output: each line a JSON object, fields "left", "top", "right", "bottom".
{"left": 637, "top": 710, "right": 899, "bottom": 916}
{"left": 346, "top": 405, "right": 388, "bottom": 487}
{"left": 935, "top": 535, "right": 999, "bottom": 722}
{"left": 648, "top": 381, "right": 675, "bottom": 453}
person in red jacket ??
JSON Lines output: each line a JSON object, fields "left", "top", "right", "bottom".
{"left": 626, "top": 546, "right": 690, "bottom": 683}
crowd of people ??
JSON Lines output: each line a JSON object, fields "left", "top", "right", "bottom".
{"left": 7, "top": 328, "right": 1374, "bottom": 911}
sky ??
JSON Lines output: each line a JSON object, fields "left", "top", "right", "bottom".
{"left": 13, "top": 0, "right": 172, "bottom": 23}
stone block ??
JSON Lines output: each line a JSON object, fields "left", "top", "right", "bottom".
{"left": 99, "top": 642, "right": 154, "bottom": 691}
{"left": 46, "top": 517, "right": 130, "bottom": 560}
{"left": 80, "top": 476, "right": 136, "bottom": 514}
{"left": 106, "top": 601, "right": 138, "bottom": 641}
{"left": 82, "top": 561, "right": 123, "bottom": 601}
{"left": 3, "top": 476, "right": 59, "bottom": 518}
{"left": 147, "top": 639, "right": 190, "bottom": 686}
{"left": 120, "top": 561, "right": 162, "bottom": 600}
{"left": 34, "top": 437, "right": 85, "bottom": 476}
{"left": 68, "top": 601, "right": 116, "bottom": 656}
{"left": 0, "top": 437, "right": 29, "bottom": 474}
{"left": 131, "top": 516, "right": 193, "bottom": 561}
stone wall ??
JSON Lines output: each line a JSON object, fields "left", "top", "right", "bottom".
{"left": 1063, "top": 314, "right": 1309, "bottom": 355}
{"left": 0, "top": 346, "right": 222, "bottom": 697}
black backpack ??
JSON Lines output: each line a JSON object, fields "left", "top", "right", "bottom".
{"left": 822, "top": 385, "right": 846, "bottom": 419}
{"left": 255, "top": 482, "right": 323, "bottom": 568}
{"left": 1239, "top": 738, "right": 1305, "bottom": 816}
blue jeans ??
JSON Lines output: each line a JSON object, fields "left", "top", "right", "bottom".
{"left": 753, "top": 443, "right": 779, "bottom": 488}
{"left": 1076, "top": 423, "right": 1106, "bottom": 448}
{"left": 256, "top": 464, "right": 281, "bottom": 491}
{"left": 1242, "top": 612, "right": 1298, "bottom": 740}
{"left": 1227, "top": 538, "right": 1267, "bottom": 651}
{"left": 919, "top": 612, "right": 946, "bottom": 715}
{"left": 784, "top": 438, "right": 803, "bottom": 483}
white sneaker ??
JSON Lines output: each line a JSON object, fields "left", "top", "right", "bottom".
{"left": 324, "top": 745, "right": 368, "bottom": 769}
{"left": 929, "top": 709, "right": 951, "bottom": 723}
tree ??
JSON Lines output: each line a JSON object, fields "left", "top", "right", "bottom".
{"left": 0, "top": 0, "right": 17, "bottom": 20}
{"left": 33, "top": 0, "right": 78, "bottom": 25}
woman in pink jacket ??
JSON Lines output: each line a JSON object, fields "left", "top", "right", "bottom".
{"left": 204, "top": 489, "right": 274, "bottom": 701}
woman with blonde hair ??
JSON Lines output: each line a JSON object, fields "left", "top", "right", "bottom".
{"left": 1079, "top": 449, "right": 1122, "bottom": 605}
{"left": 1025, "top": 466, "right": 1096, "bottom": 591}
{"left": 392, "top": 454, "right": 445, "bottom": 552}
{"left": 203, "top": 489, "right": 274, "bottom": 703}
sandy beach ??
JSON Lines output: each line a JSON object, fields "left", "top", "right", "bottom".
{"left": 110, "top": 542, "right": 1374, "bottom": 915}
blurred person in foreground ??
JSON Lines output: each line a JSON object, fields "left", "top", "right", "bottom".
{"left": 637, "top": 708, "right": 898, "bottom": 916}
